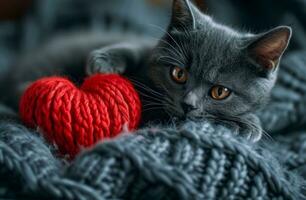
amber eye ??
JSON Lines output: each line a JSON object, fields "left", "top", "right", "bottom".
{"left": 171, "top": 66, "right": 188, "bottom": 84}
{"left": 210, "top": 85, "right": 231, "bottom": 100}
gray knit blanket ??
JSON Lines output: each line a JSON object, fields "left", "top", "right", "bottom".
{"left": 0, "top": 51, "right": 306, "bottom": 199}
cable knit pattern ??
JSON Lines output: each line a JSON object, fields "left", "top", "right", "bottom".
{"left": 68, "top": 123, "right": 298, "bottom": 199}
{"left": 0, "top": 120, "right": 304, "bottom": 199}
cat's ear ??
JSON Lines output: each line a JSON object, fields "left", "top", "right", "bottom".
{"left": 169, "top": 0, "right": 201, "bottom": 31}
{"left": 248, "top": 26, "right": 292, "bottom": 73}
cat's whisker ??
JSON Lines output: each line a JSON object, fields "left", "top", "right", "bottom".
{"left": 154, "top": 93, "right": 178, "bottom": 111}
{"left": 180, "top": 23, "right": 192, "bottom": 38}
{"left": 128, "top": 77, "right": 165, "bottom": 98}
{"left": 134, "top": 86, "right": 163, "bottom": 100}
{"left": 171, "top": 24, "right": 190, "bottom": 61}
{"left": 147, "top": 24, "right": 186, "bottom": 60}
{"left": 141, "top": 99, "right": 163, "bottom": 103}
{"left": 160, "top": 100, "right": 178, "bottom": 115}
{"left": 147, "top": 25, "right": 189, "bottom": 67}
{"left": 129, "top": 82, "right": 165, "bottom": 101}
{"left": 147, "top": 36, "right": 184, "bottom": 59}
{"left": 129, "top": 81, "right": 177, "bottom": 113}
{"left": 153, "top": 38, "right": 185, "bottom": 60}
{"left": 142, "top": 107, "right": 164, "bottom": 112}
{"left": 142, "top": 97, "right": 179, "bottom": 117}
{"left": 143, "top": 103, "right": 165, "bottom": 107}
{"left": 131, "top": 82, "right": 178, "bottom": 114}
{"left": 143, "top": 22, "right": 188, "bottom": 60}
{"left": 157, "top": 83, "right": 174, "bottom": 101}
{"left": 165, "top": 98, "right": 175, "bottom": 106}
{"left": 165, "top": 110, "right": 173, "bottom": 121}
{"left": 155, "top": 46, "right": 185, "bottom": 64}
{"left": 140, "top": 94, "right": 164, "bottom": 104}
{"left": 157, "top": 56, "right": 185, "bottom": 66}
{"left": 142, "top": 105, "right": 163, "bottom": 109}
{"left": 132, "top": 87, "right": 164, "bottom": 102}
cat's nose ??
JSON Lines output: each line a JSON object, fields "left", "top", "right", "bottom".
{"left": 181, "top": 102, "right": 197, "bottom": 114}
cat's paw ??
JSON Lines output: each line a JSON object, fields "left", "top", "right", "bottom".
{"left": 86, "top": 50, "right": 125, "bottom": 75}
{"left": 239, "top": 114, "right": 263, "bottom": 142}
{"left": 240, "top": 126, "right": 262, "bottom": 142}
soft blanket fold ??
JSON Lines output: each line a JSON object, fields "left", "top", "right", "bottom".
{"left": 0, "top": 120, "right": 305, "bottom": 199}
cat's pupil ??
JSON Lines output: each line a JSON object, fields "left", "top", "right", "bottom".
{"left": 178, "top": 70, "right": 184, "bottom": 78}
{"left": 218, "top": 87, "right": 223, "bottom": 96}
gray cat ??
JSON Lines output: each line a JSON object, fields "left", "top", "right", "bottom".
{"left": 86, "top": 0, "right": 291, "bottom": 141}
{"left": 1, "top": 0, "right": 292, "bottom": 142}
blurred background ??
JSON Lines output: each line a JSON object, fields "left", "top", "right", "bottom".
{"left": 0, "top": 0, "right": 305, "bottom": 74}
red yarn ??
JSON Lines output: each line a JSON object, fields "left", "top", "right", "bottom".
{"left": 19, "top": 74, "right": 142, "bottom": 158}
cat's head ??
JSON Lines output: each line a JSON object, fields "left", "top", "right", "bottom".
{"left": 147, "top": 0, "right": 291, "bottom": 133}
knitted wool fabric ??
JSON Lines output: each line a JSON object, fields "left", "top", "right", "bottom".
{"left": 19, "top": 74, "right": 141, "bottom": 157}
{"left": 0, "top": 122, "right": 100, "bottom": 199}
{"left": 0, "top": 120, "right": 304, "bottom": 200}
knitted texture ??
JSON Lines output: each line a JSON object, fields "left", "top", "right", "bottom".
{"left": 0, "top": 120, "right": 304, "bottom": 200}
{"left": 19, "top": 74, "right": 141, "bottom": 157}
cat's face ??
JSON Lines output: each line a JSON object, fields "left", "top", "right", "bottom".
{"left": 148, "top": 0, "right": 291, "bottom": 123}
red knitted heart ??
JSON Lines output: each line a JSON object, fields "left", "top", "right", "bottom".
{"left": 19, "top": 74, "right": 141, "bottom": 158}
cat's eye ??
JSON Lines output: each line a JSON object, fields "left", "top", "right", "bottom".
{"left": 210, "top": 85, "right": 231, "bottom": 100}
{"left": 171, "top": 66, "right": 188, "bottom": 84}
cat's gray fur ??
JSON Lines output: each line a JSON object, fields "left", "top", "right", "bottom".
{"left": 1, "top": 0, "right": 292, "bottom": 142}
